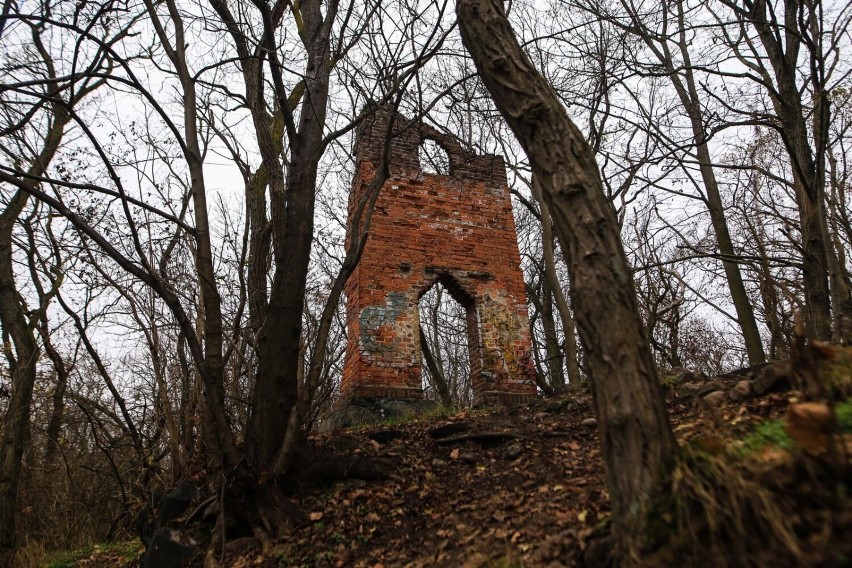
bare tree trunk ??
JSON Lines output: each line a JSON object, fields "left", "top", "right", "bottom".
{"left": 456, "top": 0, "right": 677, "bottom": 559}
{"left": 144, "top": 0, "right": 237, "bottom": 470}
{"left": 38, "top": 326, "right": 68, "bottom": 470}
{"left": 252, "top": 82, "right": 330, "bottom": 471}
{"left": 420, "top": 327, "right": 453, "bottom": 406}
{"left": 613, "top": 0, "right": 766, "bottom": 363}
{"left": 826, "top": 150, "right": 852, "bottom": 338}
{"left": 0, "top": 90, "right": 70, "bottom": 555}
{"left": 722, "top": 0, "right": 833, "bottom": 341}
{"left": 534, "top": 178, "right": 582, "bottom": 384}
{"left": 0, "top": 193, "right": 40, "bottom": 557}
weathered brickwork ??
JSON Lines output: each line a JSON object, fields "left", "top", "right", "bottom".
{"left": 341, "top": 109, "right": 537, "bottom": 405}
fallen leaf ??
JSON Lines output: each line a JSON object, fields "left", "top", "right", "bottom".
{"left": 577, "top": 510, "right": 588, "bottom": 523}
{"left": 309, "top": 512, "right": 323, "bottom": 521}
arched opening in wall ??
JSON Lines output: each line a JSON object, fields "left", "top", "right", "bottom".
{"left": 418, "top": 280, "right": 477, "bottom": 407}
{"left": 419, "top": 138, "right": 450, "bottom": 175}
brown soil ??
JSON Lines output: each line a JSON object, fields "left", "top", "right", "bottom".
{"left": 76, "top": 384, "right": 837, "bottom": 568}
{"left": 224, "top": 387, "right": 796, "bottom": 568}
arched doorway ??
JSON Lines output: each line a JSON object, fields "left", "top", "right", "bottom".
{"left": 417, "top": 277, "right": 478, "bottom": 407}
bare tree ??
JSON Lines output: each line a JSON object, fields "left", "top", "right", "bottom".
{"left": 456, "top": 0, "right": 676, "bottom": 559}
{"left": 715, "top": 0, "right": 852, "bottom": 341}
{"left": 0, "top": 1, "right": 118, "bottom": 555}
{"left": 572, "top": 0, "right": 766, "bottom": 363}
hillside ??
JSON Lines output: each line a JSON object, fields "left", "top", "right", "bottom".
{"left": 53, "top": 353, "right": 852, "bottom": 568}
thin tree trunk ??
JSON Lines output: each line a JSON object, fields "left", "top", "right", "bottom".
{"left": 0, "top": 192, "right": 40, "bottom": 556}
{"left": 525, "top": 282, "right": 557, "bottom": 397}
{"left": 420, "top": 327, "right": 453, "bottom": 406}
{"left": 39, "top": 329, "right": 68, "bottom": 470}
{"left": 540, "top": 278, "right": 566, "bottom": 390}
{"left": 252, "top": 0, "right": 337, "bottom": 470}
{"left": 623, "top": 0, "right": 766, "bottom": 363}
{"left": 534, "top": 178, "right": 582, "bottom": 384}
{"left": 0, "top": 98, "right": 69, "bottom": 556}
{"left": 456, "top": 0, "right": 677, "bottom": 559}
{"left": 725, "top": 0, "right": 833, "bottom": 341}
{"left": 144, "top": 0, "right": 237, "bottom": 470}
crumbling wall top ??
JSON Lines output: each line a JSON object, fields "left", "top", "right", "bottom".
{"left": 354, "top": 106, "right": 508, "bottom": 188}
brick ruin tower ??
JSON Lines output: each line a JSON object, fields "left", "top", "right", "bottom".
{"left": 341, "top": 108, "right": 537, "bottom": 407}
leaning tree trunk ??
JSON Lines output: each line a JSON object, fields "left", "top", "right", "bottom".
{"left": 456, "top": 0, "right": 677, "bottom": 560}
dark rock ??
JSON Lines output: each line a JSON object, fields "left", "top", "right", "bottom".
{"left": 429, "top": 422, "right": 471, "bottom": 439}
{"left": 695, "top": 381, "right": 728, "bottom": 397}
{"left": 328, "top": 434, "right": 364, "bottom": 453}
{"left": 320, "top": 397, "right": 438, "bottom": 429}
{"left": 702, "top": 390, "right": 728, "bottom": 407}
{"left": 502, "top": 442, "right": 524, "bottom": 461}
{"left": 677, "top": 380, "right": 727, "bottom": 398}
{"left": 580, "top": 418, "right": 597, "bottom": 428}
{"left": 158, "top": 481, "right": 198, "bottom": 525}
{"left": 137, "top": 480, "right": 199, "bottom": 558}
{"left": 143, "top": 529, "right": 198, "bottom": 568}
{"left": 729, "top": 380, "right": 753, "bottom": 402}
{"left": 383, "top": 444, "right": 410, "bottom": 456}
{"left": 676, "top": 382, "right": 704, "bottom": 397}
{"left": 664, "top": 367, "right": 692, "bottom": 385}
{"left": 543, "top": 399, "right": 566, "bottom": 413}
{"left": 381, "top": 400, "right": 419, "bottom": 420}
{"left": 752, "top": 362, "right": 792, "bottom": 395}
{"left": 719, "top": 361, "right": 773, "bottom": 380}
{"left": 225, "top": 537, "right": 259, "bottom": 555}
{"left": 459, "top": 452, "right": 478, "bottom": 464}
{"left": 369, "top": 429, "right": 403, "bottom": 444}
{"left": 327, "top": 405, "right": 379, "bottom": 429}
{"left": 432, "top": 458, "right": 448, "bottom": 468}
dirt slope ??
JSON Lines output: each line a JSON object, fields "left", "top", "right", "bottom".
{"left": 69, "top": 375, "right": 849, "bottom": 568}
{"left": 229, "top": 387, "right": 793, "bottom": 568}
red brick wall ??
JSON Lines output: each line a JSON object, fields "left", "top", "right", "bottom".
{"left": 341, "top": 109, "right": 537, "bottom": 405}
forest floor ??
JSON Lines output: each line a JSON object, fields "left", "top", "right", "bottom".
{"left": 255, "top": 388, "right": 798, "bottom": 568}
{"left": 57, "top": 368, "right": 850, "bottom": 568}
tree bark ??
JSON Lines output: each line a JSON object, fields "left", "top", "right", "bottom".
{"left": 0, "top": 192, "right": 40, "bottom": 555}
{"left": 0, "top": 94, "right": 70, "bottom": 555}
{"left": 456, "top": 0, "right": 677, "bottom": 559}
{"left": 540, "top": 278, "right": 566, "bottom": 390}
{"left": 250, "top": 5, "right": 334, "bottom": 469}
{"left": 144, "top": 0, "right": 238, "bottom": 471}
{"left": 534, "top": 177, "right": 582, "bottom": 384}
{"left": 420, "top": 327, "right": 454, "bottom": 406}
